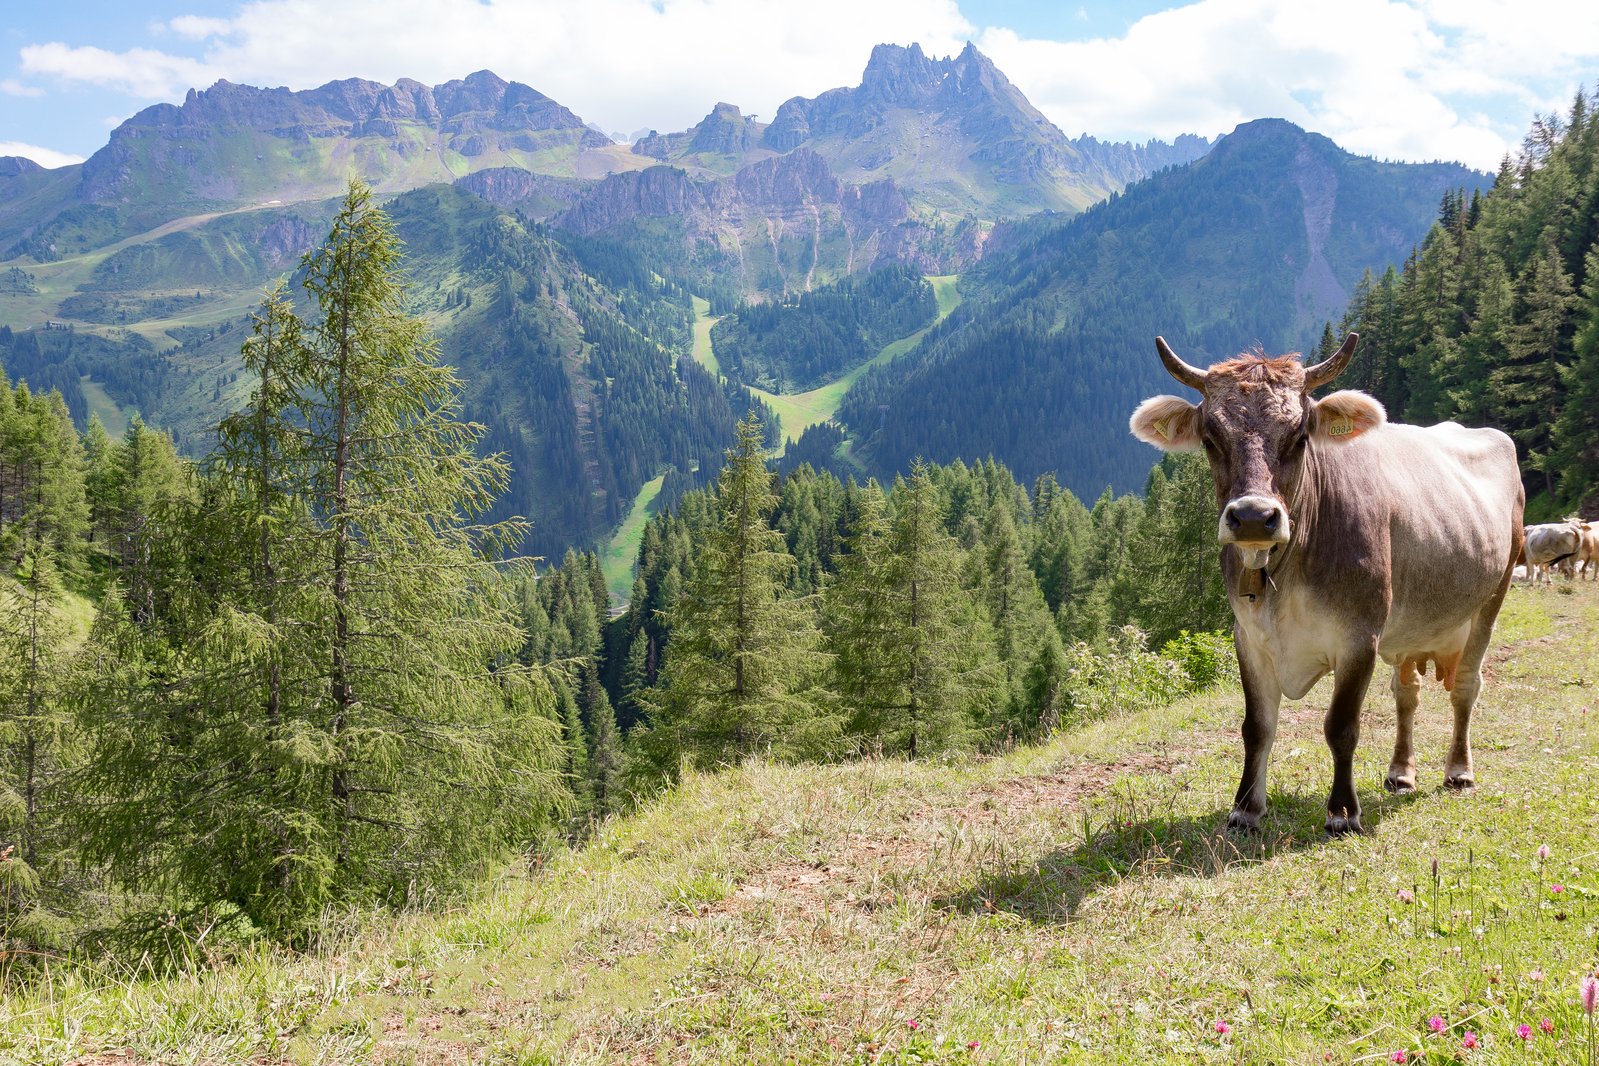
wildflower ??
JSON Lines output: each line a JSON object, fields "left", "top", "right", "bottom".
{"left": 1539, "top": 1018, "right": 1554, "bottom": 1034}
{"left": 1390, "top": 1051, "right": 1407, "bottom": 1063}
{"left": 1537, "top": 844, "right": 1551, "bottom": 861}
{"left": 1214, "top": 1021, "right": 1232, "bottom": 1036}
{"left": 967, "top": 1041, "right": 980, "bottom": 1051}
{"left": 1462, "top": 1031, "right": 1478, "bottom": 1049}
{"left": 906, "top": 1019, "right": 919, "bottom": 1031}
{"left": 1582, "top": 974, "right": 1599, "bottom": 1014}
{"left": 1428, "top": 1015, "right": 1446, "bottom": 1033}
{"left": 1397, "top": 888, "right": 1415, "bottom": 903}
{"left": 1528, "top": 968, "right": 1545, "bottom": 982}
{"left": 1516, "top": 1023, "right": 1533, "bottom": 1040}
{"left": 1552, "top": 883, "right": 1565, "bottom": 894}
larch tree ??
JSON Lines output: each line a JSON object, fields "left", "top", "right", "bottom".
{"left": 76, "top": 183, "right": 570, "bottom": 938}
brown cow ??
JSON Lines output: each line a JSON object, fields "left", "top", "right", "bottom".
{"left": 1577, "top": 523, "right": 1598, "bottom": 581}
{"left": 1129, "top": 333, "right": 1524, "bottom": 835}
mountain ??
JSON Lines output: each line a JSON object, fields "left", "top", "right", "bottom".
{"left": 550, "top": 148, "right": 983, "bottom": 301}
{"left": 0, "top": 70, "right": 650, "bottom": 261}
{"left": 635, "top": 43, "right": 1211, "bottom": 220}
{"left": 835, "top": 119, "right": 1491, "bottom": 503}
{"left": 0, "top": 54, "right": 1492, "bottom": 571}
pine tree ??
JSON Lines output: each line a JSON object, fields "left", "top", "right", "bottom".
{"left": 75, "top": 183, "right": 570, "bottom": 937}
{"left": 1553, "top": 238, "right": 1599, "bottom": 503}
{"left": 826, "top": 463, "right": 999, "bottom": 757}
{"left": 649, "top": 415, "right": 835, "bottom": 767}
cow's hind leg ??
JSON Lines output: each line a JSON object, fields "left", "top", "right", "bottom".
{"left": 1445, "top": 584, "right": 1510, "bottom": 789}
{"left": 1228, "top": 638, "right": 1281, "bottom": 834}
{"left": 1385, "top": 660, "right": 1421, "bottom": 794}
{"left": 1325, "top": 642, "right": 1378, "bottom": 835}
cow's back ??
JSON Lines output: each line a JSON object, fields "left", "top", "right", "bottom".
{"left": 1310, "top": 421, "right": 1521, "bottom": 655}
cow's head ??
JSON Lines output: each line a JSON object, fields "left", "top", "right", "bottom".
{"left": 1128, "top": 333, "right": 1385, "bottom": 569}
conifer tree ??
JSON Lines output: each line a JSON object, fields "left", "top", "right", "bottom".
{"left": 1553, "top": 239, "right": 1599, "bottom": 502}
{"left": 827, "top": 463, "right": 998, "bottom": 756}
{"left": 76, "top": 183, "right": 569, "bottom": 937}
{"left": 649, "top": 415, "right": 835, "bottom": 766}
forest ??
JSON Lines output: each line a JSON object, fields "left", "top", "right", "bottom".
{"left": 709, "top": 265, "right": 938, "bottom": 392}
{"left": 0, "top": 182, "right": 1233, "bottom": 966}
{"left": 1331, "top": 95, "right": 1599, "bottom": 515}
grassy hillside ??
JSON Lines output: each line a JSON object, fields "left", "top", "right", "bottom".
{"left": 6, "top": 581, "right": 1596, "bottom": 1063}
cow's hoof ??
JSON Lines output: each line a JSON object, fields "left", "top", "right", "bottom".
{"left": 1226, "top": 808, "right": 1262, "bottom": 835}
{"left": 1444, "top": 772, "right": 1475, "bottom": 791}
{"left": 1383, "top": 772, "right": 1417, "bottom": 795}
{"left": 1325, "top": 812, "right": 1364, "bottom": 836}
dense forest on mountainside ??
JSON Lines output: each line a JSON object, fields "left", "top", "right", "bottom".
{"left": 379, "top": 185, "right": 771, "bottom": 557}
{"left": 836, "top": 120, "right": 1487, "bottom": 503}
{"left": 709, "top": 265, "right": 937, "bottom": 391}
{"left": 1331, "top": 92, "right": 1599, "bottom": 515}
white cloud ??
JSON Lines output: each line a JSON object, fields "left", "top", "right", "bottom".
{"left": 0, "top": 141, "right": 87, "bottom": 168}
{"left": 16, "top": 0, "right": 974, "bottom": 141}
{"left": 169, "top": 16, "right": 236, "bottom": 40}
{"left": 12, "top": 0, "right": 1597, "bottom": 169}
{"left": 974, "top": 0, "right": 1599, "bottom": 169}
{"left": 20, "top": 42, "right": 214, "bottom": 99}
{"left": 1, "top": 79, "right": 45, "bottom": 98}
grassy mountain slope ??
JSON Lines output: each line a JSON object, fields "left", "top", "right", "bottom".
{"left": 5, "top": 582, "right": 1594, "bottom": 1062}
{"left": 839, "top": 119, "right": 1490, "bottom": 504}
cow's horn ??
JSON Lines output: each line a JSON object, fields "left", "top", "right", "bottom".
{"left": 1156, "top": 337, "right": 1208, "bottom": 390}
{"left": 1303, "top": 332, "right": 1359, "bottom": 391}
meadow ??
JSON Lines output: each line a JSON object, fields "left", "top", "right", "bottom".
{"left": 4, "top": 580, "right": 1595, "bottom": 1064}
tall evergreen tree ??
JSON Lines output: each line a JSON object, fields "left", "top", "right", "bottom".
{"left": 76, "top": 183, "right": 569, "bottom": 938}
{"left": 648, "top": 415, "right": 835, "bottom": 767}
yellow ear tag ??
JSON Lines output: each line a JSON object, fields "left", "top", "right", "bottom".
{"left": 1326, "top": 416, "right": 1354, "bottom": 437}
{"left": 1154, "top": 418, "right": 1172, "bottom": 441}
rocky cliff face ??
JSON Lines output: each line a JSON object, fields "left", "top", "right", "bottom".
{"left": 0, "top": 157, "right": 44, "bottom": 179}
{"left": 77, "top": 70, "right": 614, "bottom": 206}
{"left": 752, "top": 42, "right": 1207, "bottom": 218}
{"left": 634, "top": 103, "right": 769, "bottom": 166}
{"left": 554, "top": 148, "right": 979, "bottom": 296}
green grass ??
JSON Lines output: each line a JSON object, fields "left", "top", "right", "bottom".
{"left": 78, "top": 378, "right": 130, "bottom": 438}
{"left": 689, "top": 295, "right": 722, "bottom": 377}
{"left": 4, "top": 582, "right": 1597, "bottom": 1063}
{"left": 601, "top": 472, "right": 666, "bottom": 603}
{"left": 751, "top": 274, "right": 961, "bottom": 443}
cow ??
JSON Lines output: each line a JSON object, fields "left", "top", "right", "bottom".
{"left": 1129, "top": 333, "right": 1524, "bottom": 835}
{"left": 1524, "top": 521, "right": 1584, "bottom": 584}
{"left": 1579, "top": 523, "right": 1599, "bottom": 581}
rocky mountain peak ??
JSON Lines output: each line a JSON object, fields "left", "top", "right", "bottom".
{"left": 0, "top": 156, "right": 45, "bottom": 178}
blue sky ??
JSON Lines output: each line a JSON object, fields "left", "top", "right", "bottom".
{"left": 3, "top": 0, "right": 1596, "bottom": 170}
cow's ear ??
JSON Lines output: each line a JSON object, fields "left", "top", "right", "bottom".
{"left": 1311, "top": 390, "right": 1386, "bottom": 443}
{"left": 1130, "top": 395, "right": 1202, "bottom": 452}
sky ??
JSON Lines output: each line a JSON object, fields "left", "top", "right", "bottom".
{"left": 3, "top": 0, "right": 1597, "bottom": 172}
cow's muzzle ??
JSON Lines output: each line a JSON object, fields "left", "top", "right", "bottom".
{"left": 1220, "top": 495, "right": 1291, "bottom": 568}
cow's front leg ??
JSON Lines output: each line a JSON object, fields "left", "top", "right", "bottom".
{"left": 1229, "top": 638, "right": 1281, "bottom": 833}
{"left": 1325, "top": 642, "right": 1377, "bottom": 835}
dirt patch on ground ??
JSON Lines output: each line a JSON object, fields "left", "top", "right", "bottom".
{"left": 716, "top": 750, "right": 1179, "bottom": 920}
{"left": 961, "top": 751, "right": 1178, "bottom": 822}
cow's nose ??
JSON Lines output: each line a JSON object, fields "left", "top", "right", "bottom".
{"left": 1222, "top": 498, "right": 1288, "bottom": 543}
